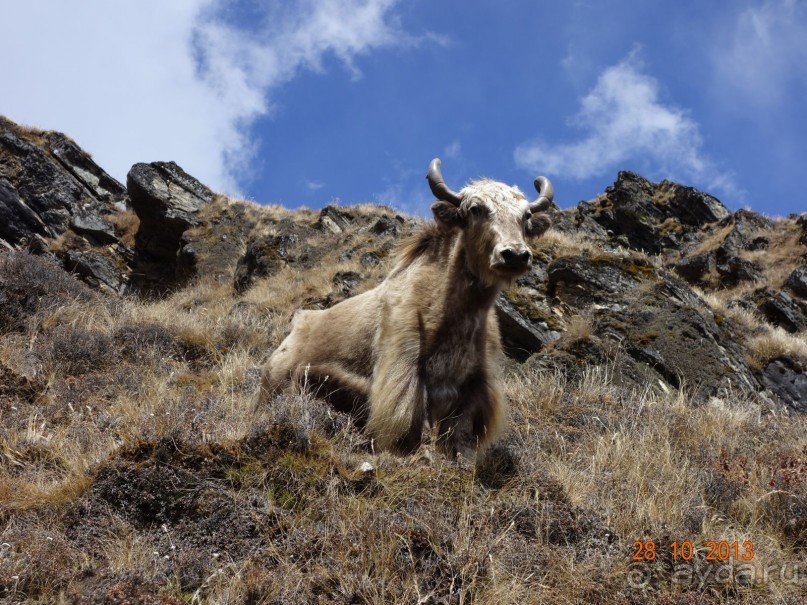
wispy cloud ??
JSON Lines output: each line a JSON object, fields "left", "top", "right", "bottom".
{"left": 712, "top": 0, "right": 807, "bottom": 107}
{"left": 443, "top": 140, "right": 462, "bottom": 160}
{"left": 306, "top": 180, "right": 325, "bottom": 192}
{"left": 515, "top": 51, "right": 739, "bottom": 199}
{"left": 1, "top": 0, "right": 416, "bottom": 195}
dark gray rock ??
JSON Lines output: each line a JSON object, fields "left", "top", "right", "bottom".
{"left": 716, "top": 209, "right": 774, "bottom": 251}
{"left": 715, "top": 247, "right": 762, "bottom": 287}
{"left": 797, "top": 214, "right": 807, "bottom": 246}
{"left": 0, "top": 128, "right": 83, "bottom": 236}
{"left": 592, "top": 172, "right": 677, "bottom": 253}
{"left": 785, "top": 267, "right": 807, "bottom": 299}
{"left": 63, "top": 250, "right": 125, "bottom": 294}
{"left": 0, "top": 118, "right": 136, "bottom": 293}
{"left": 761, "top": 357, "right": 807, "bottom": 413}
{"left": 547, "top": 255, "right": 653, "bottom": 306}
{"left": 544, "top": 253, "right": 758, "bottom": 397}
{"left": 752, "top": 288, "right": 807, "bottom": 333}
{"left": 233, "top": 232, "right": 300, "bottom": 293}
{"left": 570, "top": 172, "right": 731, "bottom": 254}
{"left": 675, "top": 252, "right": 715, "bottom": 285}
{"left": 316, "top": 205, "right": 353, "bottom": 233}
{"left": 0, "top": 177, "right": 49, "bottom": 243}
{"left": 369, "top": 215, "right": 402, "bottom": 235}
{"left": 70, "top": 213, "right": 118, "bottom": 245}
{"left": 662, "top": 182, "right": 731, "bottom": 228}
{"left": 127, "top": 161, "right": 214, "bottom": 261}
{"left": 332, "top": 271, "right": 362, "bottom": 294}
{"left": 47, "top": 132, "right": 127, "bottom": 203}
{"left": 495, "top": 295, "right": 559, "bottom": 360}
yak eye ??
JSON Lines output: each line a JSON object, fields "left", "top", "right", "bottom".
{"left": 470, "top": 205, "right": 483, "bottom": 217}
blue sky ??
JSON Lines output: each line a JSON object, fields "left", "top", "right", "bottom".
{"left": 3, "top": 1, "right": 807, "bottom": 216}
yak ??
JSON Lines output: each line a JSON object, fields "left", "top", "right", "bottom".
{"left": 260, "top": 158, "right": 553, "bottom": 457}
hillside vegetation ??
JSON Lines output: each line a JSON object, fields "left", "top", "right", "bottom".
{"left": 1, "top": 117, "right": 807, "bottom": 603}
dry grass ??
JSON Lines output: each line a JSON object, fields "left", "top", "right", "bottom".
{"left": 533, "top": 229, "right": 599, "bottom": 258}
{"left": 106, "top": 208, "right": 140, "bottom": 248}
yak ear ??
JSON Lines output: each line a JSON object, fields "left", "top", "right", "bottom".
{"left": 526, "top": 213, "right": 552, "bottom": 237}
{"left": 431, "top": 201, "right": 464, "bottom": 229}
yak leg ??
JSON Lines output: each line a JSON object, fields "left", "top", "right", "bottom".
{"left": 434, "top": 373, "right": 505, "bottom": 459}
{"left": 293, "top": 362, "right": 372, "bottom": 421}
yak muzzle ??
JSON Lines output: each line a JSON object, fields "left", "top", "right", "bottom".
{"left": 494, "top": 246, "right": 533, "bottom": 273}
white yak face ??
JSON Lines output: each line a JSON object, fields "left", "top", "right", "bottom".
{"left": 431, "top": 179, "right": 550, "bottom": 286}
{"left": 460, "top": 180, "right": 533, "bottom": 281}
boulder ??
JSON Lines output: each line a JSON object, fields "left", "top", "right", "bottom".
{"left": 70, "top": 213, "right": 118, "bottom": 245}
{"left": 785, "top": 267, "right": 807, "bottom": 299}
{"left": 127, "top": 161, "right": 214, "bottom": 261}
{"left": 369, "top": 215, "right": 402, "bottom": 235}
{"left": 674, "top": 252, "right": 715, "bottom": 285}
{"left": 63, "top": 250, "right": 126, "bottom": 294}
{"left": 495, "top": 295, "right": 560, "bottom": 360}
{"left": 718, "top": 209, "right": 774, "bottom": 251}
{"left": 751, "top": 288, "right": 807, "bottom": 333}
{"left": 761, "top": 356, "right": 807, "bottom": 413}
{"left": 316, "top": 205, "right": 353, "bottom": 233}
{"left": 714, "top": 247, "right": 762, "bottom": 287}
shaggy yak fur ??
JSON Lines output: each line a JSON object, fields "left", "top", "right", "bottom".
{"left": 260, "top": 160, "right": 552, "bottom": 457}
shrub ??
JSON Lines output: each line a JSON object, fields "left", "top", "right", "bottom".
{"left": 0, "top": 251, "right": 97, "bottom": 334}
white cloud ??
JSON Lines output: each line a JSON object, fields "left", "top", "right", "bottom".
{"left": 443, "top": 140, "right": 462, "bottom": 160}
{"left": 0, "top": 0, "right": 411, "bottom": 195}
{"left": 307, "top": 181, "right": 325, "bottom": 192}
{"left": 713, "top": 0, "right": 807, "bottom": 107}
{"left": 515, "top": 52, "right": 739, "bottom": 198}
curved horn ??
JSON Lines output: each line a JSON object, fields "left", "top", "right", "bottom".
{"left": 427, "top": 158, "right": 463, "bottom": 206}
{"left": 529, "top": 176, "right": 554, "bottom": 213}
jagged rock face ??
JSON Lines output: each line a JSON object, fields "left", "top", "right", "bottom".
{"left": 234, "top": 232, "right": 301, "bottom": 293}
{"left": 127, "top": 161, "right": 214, "bottom": 261}
{"left": 748, "top": 288, "right": 807, "bottom": 333}
{"left": 0, "top": 123, "right": 123, "bottom": 245}
{"left": 0, "top": 118, "right": 133, "bottom": 292}
{"left": 576, "top": 172, "right": 731, "bottom": 254}
{"left": 545, "top": 254, "right": 759, "bottom": 397}
{"left": 495, "top": 296, "right": 560, "bottom": 361}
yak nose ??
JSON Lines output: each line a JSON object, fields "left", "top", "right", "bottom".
{"left": 500, "top": 247, "right": 532, "bottom": 268}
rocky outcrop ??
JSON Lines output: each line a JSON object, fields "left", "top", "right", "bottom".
{"left": 127, "top": 161, "right": 214, "bottom": 261}
{"left": 0, "top": 119, "right": 124, "bottom": 246}
{"left": 317, "top": 205, "right": 354, "bottom": 234}
{"left": 749, "top": 288, "right": 807, "bottom": 333}
{"left": 571, "top": 172, "right": 730, "bottom": 254}
{"left": 495, "top": 296, "right": 560, "bottom": 361}
{"left": 0, "top": 117, "right": 228, "bottom": 295}
{"left": 543, "top": 254, "right": 759, "bottom": 397}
